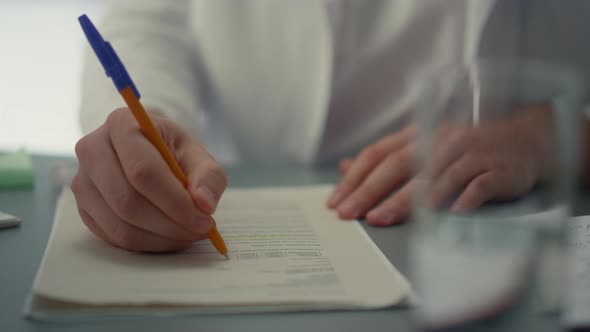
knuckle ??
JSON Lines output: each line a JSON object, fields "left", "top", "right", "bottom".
{"left": 77, "top": 209, "right": 99, "bottom": 236}
{"left": 172, "top": 201, "right": 195, "bottom": 224}
{"left": 452, "top": 129, "right": 471, "bottom": 145}
{"left": 473, "top": 176, "right": 492, "bottom": 193}
{"left": 488, "top": 158, "right": 508, "bottom": 173}
{"left": 359, "top": 144, "right": 383, "bottom": 164}
{"left": 382, "top": 196, "right": 399, "bottom": 212}
{"left": 112, "top": 187, "right": 141, "bottom": 221}
{"left": 110, "top": 223, "right": 136, "bottom": 249}
{"left": 388, "top": 148, "right": 412, "bottom": 168}
{"left": 105, "top": 108, "right": 129, "bottom": 128}
{"left": 447, "top": 167, "right": 463, "bottom": 185}
{"left": 391, "top": 197, "right": 409, "bottom": 215}
{"left": 207, "top": 162, "right": 228, "bottom": 189}
{"left": 74, "top": 135, "right": 92, "bottom": 163}
{"left": 336, "top": 174, "right": 359, "bottom": 194}
{"left": 336, "top": 181, "right": 354, "bottom": 196}
{"left": 78, "top": 209, "right": 92, "bottom": 228}
{"left": 383, "top": 153, "right": 399, "bottom": 167}
{"left": 375, "top": 134, "right": 394, "bottom": 147}
{"left": 356, "top": 186, "right": 380, "bottom": 206}
{"left": 70, "top": 174, "right": 83, "bottom": 195}
{"left": 383, "top": 196, "right": 404, "bottom": 216}
{"left": 126, "top": 159, "right": 156, "bottom": 186}
{"left": 445, "top": 129, "right": 471, "bottom": 150}
{"left": 399, "top": 190, "right": 412, "bottom": 206}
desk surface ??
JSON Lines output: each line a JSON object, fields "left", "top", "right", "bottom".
{"left": 0, "top": 155, "right": 570, "bottom": 332}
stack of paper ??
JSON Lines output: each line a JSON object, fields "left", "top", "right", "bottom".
{"left": 26, "top": 185, "right": 411, "bottom": 320}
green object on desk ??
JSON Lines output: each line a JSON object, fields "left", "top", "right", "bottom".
{"left": 0, "top": 149, "right": 34, "bottom": 189}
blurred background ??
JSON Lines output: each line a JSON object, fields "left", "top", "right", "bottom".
{"left": 0, "top": 0, "right": 105, "bottom": 156}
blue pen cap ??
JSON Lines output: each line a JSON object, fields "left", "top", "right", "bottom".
{"left": 78, "top": 14, "right": 141, "bottom": 99}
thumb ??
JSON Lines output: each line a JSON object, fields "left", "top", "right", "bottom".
{"left": 153, "top": 113, "right": 227, "bottom": 215}
{"left": 180, "top": 142, "right": 228, "bottom": 215}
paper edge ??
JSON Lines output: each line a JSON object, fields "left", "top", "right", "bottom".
{"left": 23, "top": 292, "right": 410, "bottom": 322}
{"left": 352, "top": 221, "right": 414, "bottom": 305}
{"left": 31, "top": 188, "right": 68, "bottom": 297}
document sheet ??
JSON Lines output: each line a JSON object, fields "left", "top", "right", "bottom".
{"left": 564, "top": 215, "right": 590, "bottom": 327}
{"left": 28, "top": 186, "right": 410, "bottom": 317}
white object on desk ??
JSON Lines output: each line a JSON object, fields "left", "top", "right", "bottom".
{"left": 0, "top": 210, "right": 21, "bottom": 229}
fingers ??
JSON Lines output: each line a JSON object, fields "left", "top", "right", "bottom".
{"left": 327, "top": 125, "right": 415, "bottom": 208}
{"left": 339, "top": 159, "right": 353, "bottom": 174}
{"left": 336, "top": 145, "right": 413, "bottom": 220}
{"left": 75, "top": 111, "right": 212, "bottom": 238}
{"left": 430, "top": 154, "right": 486, "bottom": 209}
{"left": 451, "top": 172, "right": 497, "bottom": 213}
{"left": 78, "top": 207, "right": 111, "bottom": 244}
{"left": 73, "top": 170, "right": 205, "bottom": 242}
{"left": 366, "top": 179, "right": 416, "bottom": 226}
{"left": 151, "top": 114, "right": 227, "bottom": 215}
{"left": 71, "top": 172, "right": 196, "bottom": 252}
{"left": 431, "top": 126, "right": 470, "bottom": 177}
{"left": 328, "top": 119, "right": 541, "bottom": 226}
{"left": 73, "top": 108, "right": 225, "bottom": 252}
{"left": 181, "top": 142, "right": 227, "bottom": 215}
{"left": 105, "top": 109, "right": 212, "bottom": 234}
{"left": 327, "top": 144, "right": 386, "bottom": 208}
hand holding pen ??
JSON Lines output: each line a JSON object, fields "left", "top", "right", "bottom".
{"left": 72, "top": 15, "right": 228, "bottom": 255}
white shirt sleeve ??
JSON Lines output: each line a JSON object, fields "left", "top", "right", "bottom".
{"left": 79, "top": 0, "right": 202, "bottom": 136}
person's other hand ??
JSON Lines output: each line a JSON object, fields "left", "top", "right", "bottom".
{"left": 72, "top": 108, "right": 227, "bottom": 252}
{"left": 326, "top": 125, "right": 416, "bottom": 226}
{"left": 327, "top": 104, "right": 554, "bottom": 226}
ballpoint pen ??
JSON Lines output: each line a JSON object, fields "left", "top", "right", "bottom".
{"left": 78, "top": 14, "right": 228, "bottom": 258}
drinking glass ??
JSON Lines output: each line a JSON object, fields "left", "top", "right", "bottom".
{"left": 410, "top": 58, "right": 585, "bottom": 330}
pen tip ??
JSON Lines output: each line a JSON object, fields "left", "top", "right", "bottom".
{"left": 224, "top": 254, "right": 230, "bottom": 260}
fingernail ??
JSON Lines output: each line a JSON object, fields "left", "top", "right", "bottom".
{"left": 338, "top": 200, "right": 360, "bottom": 219}
{"left": 327, "top": 189, "right": 344, "bottom": 208}
{"left": 368, "top": 208, "right": 393, "bottom": 225}
{"left": 195, "top": 186, "right": 218, "bottom": 212}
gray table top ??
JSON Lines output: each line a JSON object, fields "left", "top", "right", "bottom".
{"left": 0, "top": 155, "right": 571, "bottom": 331}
